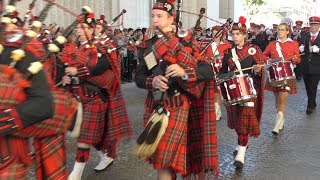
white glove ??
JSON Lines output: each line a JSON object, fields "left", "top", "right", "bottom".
{"left": 312, "top": 45, "right": 320, "bottom": 53}
{"left": 299, "top": 45, "right": 305, "bottom": 53}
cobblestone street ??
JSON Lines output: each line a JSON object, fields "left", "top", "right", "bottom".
{"left": 66, "top": 80, "right": 320, "bottom": 180}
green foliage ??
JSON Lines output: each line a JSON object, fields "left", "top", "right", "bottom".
{"left": 243, "top": 0, "right": 265, "bottom": 6}
{"left": 243, "top": 0, "right": 266, "bottom": 17}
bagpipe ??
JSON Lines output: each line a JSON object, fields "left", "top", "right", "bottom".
{"left": 134, "top": 27, "right": 176, "bottom": 158}
{"left": 0, "top": 1, "right": 78, "bottom": 138}
{"left": 22, "top": 0, "right": 37, "bottom": 27}
{"left": 96, "top": 9, "right": 127, "bottom": 39}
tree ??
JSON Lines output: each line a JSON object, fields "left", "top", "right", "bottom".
{"left": 243, "top": 0, "right": 266, "bottom": 20}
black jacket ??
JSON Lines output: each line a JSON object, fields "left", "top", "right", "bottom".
{"left": 300, "top": 32, "right": 320, "bottom": 74}
{"left": 0, "top": 46, "right": 54, "bottom": 127}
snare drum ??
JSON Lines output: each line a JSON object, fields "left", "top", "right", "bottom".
{"left": 217, "top": 74, "right": 257, "bottom": 105}
{"left": 267, "top": 61, "right": 295, "bottom": 87}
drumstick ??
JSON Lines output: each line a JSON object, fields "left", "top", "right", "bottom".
{"left": 284, "top": 53, "right": 305, "bottom": 61}
{"left": 234, "top": 65, "right": 265, "bottom": 73}
{"left": 271, "top": 53, "right": 305, "bottom": 61}
{"left": 234, "top": 53, "right": 305, "bottom": 73}
{"left": 55, "top": 81, "right": 63, "bottom": 86}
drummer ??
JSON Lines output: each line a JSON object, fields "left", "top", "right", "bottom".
{"left": 219, "top": 16, "right": 266, "bottom": 170}
{"left": 203, "top": 25, "right": 231, "bottom": 121}
{"left": 263, "top": 22, "right": 300, "bottom": 135}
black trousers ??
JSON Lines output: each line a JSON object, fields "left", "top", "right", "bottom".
{"left": 294, "top": 64, "right": 302, "bottom": 79}
{"left": 303, "top": 74, "right": 320, "bottom": 108}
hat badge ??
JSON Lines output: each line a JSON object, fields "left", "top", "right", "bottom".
{"left": 164, "top": 3, "right": 172, "bottom": 11}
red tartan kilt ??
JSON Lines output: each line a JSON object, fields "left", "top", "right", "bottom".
{"left": 143, "top": 94, "right": 190, "bottom": 175}
{"left": 77, "top": 97, "right": 108, "bottom": 145}
{"left": 0, "top": 65, "right": 28, "bottom": 110}
{"left": 0, "top": 163, "right": 29, "bottom": 180}
{"left": 16, "top": 89, "right": 78, "bottom": 137}
{"left": 226, "top": 102, "right": 261, "bottom": 136}
{"left": 265, "top": 79, "right": 297, "bottom": 94}
{"left": 0, "top": 136, "right": 32, "bottom": 179}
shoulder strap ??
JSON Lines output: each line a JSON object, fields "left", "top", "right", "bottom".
{"left": 275, "top": 42, "right": 284, "bottom": 60}
{"left": 231, "top": 48, "right": 243, "bottom": 75}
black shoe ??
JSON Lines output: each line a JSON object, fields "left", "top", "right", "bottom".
{"left": 306, "top": 108, "right": 314, "bottom": 115}
{"left": 296, "top": 77, "right": 302, "bottom": 81}
{"left": 127, "top": 79, "right": 133, "bottom": 82}
{"left": 233, "top": 150, "right": 238, "bottom": 158}
{"left": 234, "top": 160, "right": 244, "bottom": 170}
{"left": 94, "top": 161, "right": 114, "bottom": 172}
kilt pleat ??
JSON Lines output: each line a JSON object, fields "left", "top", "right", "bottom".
{"left": 77, "top": 97, "right": 108, "bottom": 145}
{"left": 0, "top": 163, "right": 28, "bottom": 180}
{"left": 94, "top": 88, "right": 132, "bottom": 158}
{"left": 143, "top": 94, "right": 190, "bottom": 175}
{"left": 34, "top": 134, "right": 67, "bottom": 180}
{"left": 186, "top": 80, "right": 218, "bottom": 177}
{"left": 226, "top": 104, "right": 261, "bottom": 136}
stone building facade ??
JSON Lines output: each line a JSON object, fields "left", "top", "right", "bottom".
{"left": 3, "top": 0, "right": 242, "bottom": 29}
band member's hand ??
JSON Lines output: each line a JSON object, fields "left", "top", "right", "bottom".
{"left": 254, "top": 65, "right": 262, "bottom": 74}
{"left": 165, "top": 64, "right": 186, "bottom": 78}
{"left": 312, "top": 45, "right": 320, "bottom": 53}
{"left": 65, "top": 67, "right": 78, "bottom": 76}
{"left": 292, "top": 55, "right": 297, "bottom": 64}
{"left": 56, "top": 52, "right": 63, "bottom": 60}
{"left": 152, "top": 75, "right": 169, "bottom": 92}
{"left": 62, "top": 76, "right": 71, "bottom": 86}
{"left": 299, "top": 45, "right": 305, "bottom": 53}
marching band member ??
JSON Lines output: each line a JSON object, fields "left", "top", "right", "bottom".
{"left": 299, "top": 16, "right": 320, "bottom": 115}
{"left": 251, "top": 24, "right": 268, "bottom": 51}
{"left": 0, "top": 17, "right": 54, "bottom": 180}
{"left": 219, "top": 16, "right": 266, "bottom": 170}
{"left": 203, "top": 25, "right": 231, "bottom": 121}
{"left": 92, "top": 14, "right": 132, "bottom": 172}
{"left": 0, "top": 3, "right": 79, "bottom": 179}
{"left": 62, "top": 7, "right": 131, "bottom": 180}
{"left": 268, "top": 24, "right": 278, "bottom": 42}
{"left": 292, "top": 20, "right": 304, "bottom": 80}
{"left": 135, "top": 0, "right": 217, "bottom": 179}
{"left": 263, "top": 22, "right": 300, "bottom": 135}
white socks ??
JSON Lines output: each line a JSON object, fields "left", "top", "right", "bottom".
{"left": 215, "top": 102, "right": 222, "bottom": 121}
{"left": 234, "top": 145, "right": 247, "bottom": 168}
{"left": 68, "top": 162, "right": 86, "bottom": 180}
{"left": 278, "top": 111, "right": 284, "bottom": 130}
{"left": 272, "top": 111, "right": 284, "bottom": 135}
